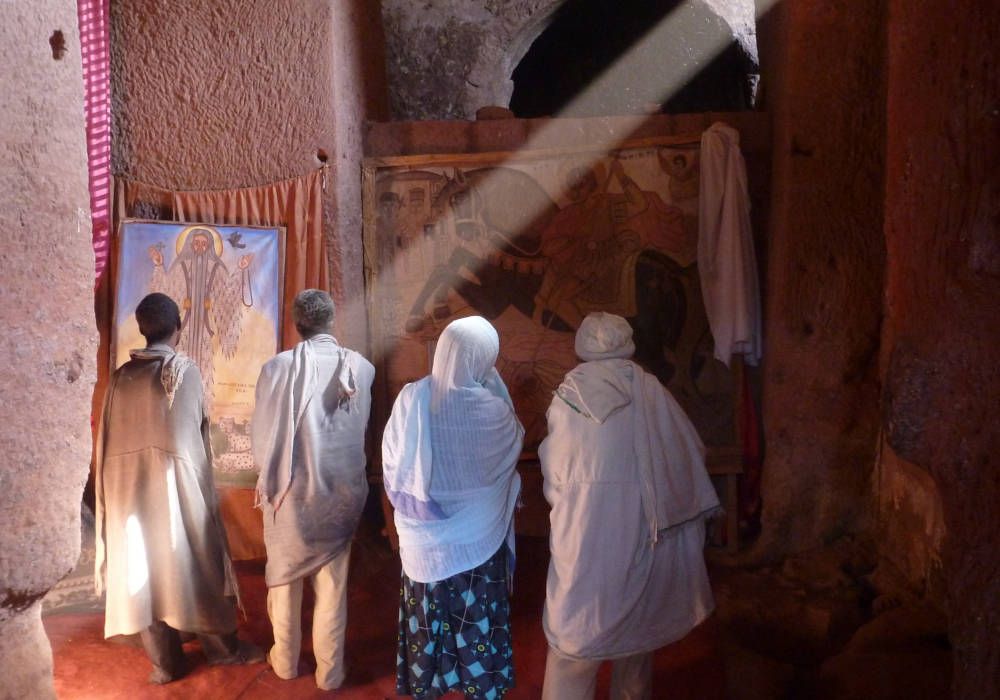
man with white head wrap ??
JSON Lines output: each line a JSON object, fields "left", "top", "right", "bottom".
{"left": 539, "top": 312, "right": 720, "bottom": 700}
{"left": 252, "top": 289, "right": 374, "bottom": 690}
{"left": 383, "top": 315, "right": 524, "bottom": 699}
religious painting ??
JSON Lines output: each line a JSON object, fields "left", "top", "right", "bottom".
{"left": 363, "top": 139, "right": 736, "bottom": 452}
{"left": 112, "top": 220, "right": 285, "bottom": 486}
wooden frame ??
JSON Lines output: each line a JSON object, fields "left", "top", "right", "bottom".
{"left": 111, "top": 219, "right": 286, "bottom": 486}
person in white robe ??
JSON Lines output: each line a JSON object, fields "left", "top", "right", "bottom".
{"left": 94, "top": 293, "right": 262, "bottom": 684}
{"left": 383, "top": 315, "right": 524, "bottom": 699}
{"left": 252, "top": 289, "right": 374, "bottom": 690}
{"left": 539, "top": 312, "right": 721, "bottom": 700}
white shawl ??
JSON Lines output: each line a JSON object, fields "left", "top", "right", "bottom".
{"left": 540, "top": 357, "right": 719, "bottom": 658}
{"left": 253, "top": 335, "right": 356, "bottom": 514}
{"left": 382, "top": 316, "right": 524, "bottom": 583}
{"left": 699, "top": 121, "right": 763, "bottom": 367}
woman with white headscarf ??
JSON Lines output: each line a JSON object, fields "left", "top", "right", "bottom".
{"left": 383, "top": 316, "right": 524, "bottom": 699}
{"left": 539, "top": 312, "right": 721, "bottom": 700}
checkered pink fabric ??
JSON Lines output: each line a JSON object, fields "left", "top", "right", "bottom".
{"left": 77, "top": 0, "right": 112, "bottom": 284}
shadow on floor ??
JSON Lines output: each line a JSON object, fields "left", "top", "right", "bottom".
{"left": 45, "top": 524, "right": 725, "bottom": 699}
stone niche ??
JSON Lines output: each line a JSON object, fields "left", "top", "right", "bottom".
{"left": 0, "top": 0, "right": 96, "bottom": 698}
{"left": 380, "top": 0, "right": 758, "bottom": 121}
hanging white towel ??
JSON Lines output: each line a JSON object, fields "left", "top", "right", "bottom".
{"left": 698, "top": 122, "right": 763, "bottom": 367}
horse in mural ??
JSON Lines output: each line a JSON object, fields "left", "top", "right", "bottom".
{"left": 393, "top": 163, "right": 732, "bottom": 446}
{"left": 403, "top": 164, "right": 691, "bottom": 353}
{"left": 402, "top": 166, "right": 570, "bottom": 333}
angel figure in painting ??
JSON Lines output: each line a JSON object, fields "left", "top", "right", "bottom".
{"left": 148, "top": 225, "right": 253, "bottom": 411}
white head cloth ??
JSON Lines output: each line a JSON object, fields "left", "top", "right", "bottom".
{"left": 382, "top": 316, "right": 524, "bottom": 582}
{"left": 574, "top": 312, "right": 636, "bottom": 361}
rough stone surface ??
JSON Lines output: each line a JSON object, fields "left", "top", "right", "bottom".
{"left": 711, "top": 539, "right": 955, "bottom": 699}
{"left": 713, "top": 540, "right": 873, "bottom": 666}
{"left": 328, "top": 0, "right": 390, "bottom": 353}
{"left": 816, "top": 605, "right": 952, "bottom": 700}
{"left": 752, "top": 0, "right": 887, "bottom": 558}
{"left": 872, "top": 443, "right": 946, "bottom": 603}
{"left": 110, "top": 0, "right": 388, "bottom": 349}
{"left": 381, "top": 0, "right": 757, "bottom": 120}
{"left": 111, "top": 0, "right": 334, "bottom": 190}
{"left": 0, "top": 605, "right": 57, "bottom": 700}
{"left": 720, "top": 635, "right": 795, "bottom": 700}
{"left": 0, "top": 0, "right": 96, "bottom": 696}
{"left": 881, "top": 1, "right": 1000, "bottom": 696}
{"left": 381, "top": 0, "right": 560, "bottom": 120}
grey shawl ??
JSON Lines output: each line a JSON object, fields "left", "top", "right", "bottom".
{"left": 252, "top": 335, "right": 374, "bottom": 586}
{"left": 94, "top": 345, "right": 239, "bottom": 637}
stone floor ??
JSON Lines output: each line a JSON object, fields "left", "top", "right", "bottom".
{"left": 44, "top": 525, "right": 726, "bottom": 699}
{"left": 43, "top": 515, "right": 953, "bottom": 699}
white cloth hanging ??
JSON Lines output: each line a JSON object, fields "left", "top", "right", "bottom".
{"left": 698, "top": 122, "right": 763, "bottom": 367}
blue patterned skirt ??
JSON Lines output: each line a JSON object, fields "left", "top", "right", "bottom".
{"left": 396, "top": 545, "right": 514, "bottom": 699}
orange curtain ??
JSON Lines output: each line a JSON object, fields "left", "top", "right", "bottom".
{"left": 91, "top": 170, "right": 329, "bottom": 559}
{"left": 113, "top": 169, "right": 328, "bottom": 349}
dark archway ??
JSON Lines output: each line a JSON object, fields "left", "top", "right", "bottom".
{"left": 510, "top": 0, "right": 756, "bottom": 117}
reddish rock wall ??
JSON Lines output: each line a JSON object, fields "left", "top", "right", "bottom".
{"left": 380, "top": 0, "right": 758, "bottom": 121}
{"left": 881, "top": 1, "right": 1000, "bottom": 695}
{"left": 110, "top": 0, "right": 387, "bottom": 348}
{"left": 0, "top": 1, "right": 96, "bottom": 697}
{"left": 753, "top": 0, "right": 887, "bottom": 557}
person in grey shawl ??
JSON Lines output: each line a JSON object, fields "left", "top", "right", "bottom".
{"left": 252, "top": 289, "right": 374, "bottom": 690}
{"left": 539, "top": 312, "right": 720, "bottom": 700}
{"left": 94, "top": 293, "right": 262, "bottom": 684}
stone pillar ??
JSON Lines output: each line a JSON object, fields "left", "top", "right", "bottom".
{"left": 752, "top": 0, "right": 887, "bottom": 556}
{"left": 329, "top": 0, "right": 389, "bottom": 351}
{"left": 0, "top": 1, "right": 97, "bottom": 698}
{"left": 881, "top": 2, "right": 1000, "bottom": 696}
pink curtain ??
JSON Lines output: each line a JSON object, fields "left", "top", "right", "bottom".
{"left": 77, "top": 0, "right": 112, "bottom": 284}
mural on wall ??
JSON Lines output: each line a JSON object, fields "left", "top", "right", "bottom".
{"left": 113, "top": 221, "right": 285, "bottom": 486}
{"left": 364, "top": 141, "right": 736, "bottom": 451}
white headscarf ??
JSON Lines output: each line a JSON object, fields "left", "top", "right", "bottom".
{"left": 430, "top": 315, "right": 506, "bottom": 409}
{"left": 382, "top": 316, "right": 524, "bottom": 582}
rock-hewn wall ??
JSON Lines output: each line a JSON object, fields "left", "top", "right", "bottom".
{"left": 111, "top": 0, "right": 334, "bottom": 190}
{"left": 752, "top": 0, "right": 887, "bottom": 557}
{"left": 881, "top": 2, "right": 999, "bottom": 695}
{"left": 110, "top": 0, "right": 387, "bottom": 349}
{"left": 0, "top": 1, "right": 96, "bottom": 697}
{"left": 380, "top": 0, "right": 562, "bottom": 120}
{"left": 381, "top": 0, "right": 757, "bottom": 121}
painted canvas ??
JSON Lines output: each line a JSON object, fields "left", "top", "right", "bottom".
{"left": 113, "top": 220, "right": 285, "bottom": 485}
{"left": 363, "top": 139, "right": 737, "bottom": 452}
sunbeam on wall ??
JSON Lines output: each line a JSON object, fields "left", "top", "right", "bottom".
{"left": 356, "top": 0, "right": 774, "bottom": 365}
